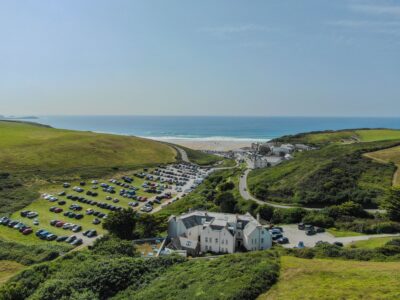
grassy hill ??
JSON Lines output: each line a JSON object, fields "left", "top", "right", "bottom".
{"left": 248, "top": 129, "right": 400, "bottom": 208}
{"left": 259, "top": 256, "right": 400, "bottom": 300}
{"left": 0, "top": 121, "right": 178, "bottom": 215}
{"left": 0, "top": 121, "right": 177, "bottom": 173}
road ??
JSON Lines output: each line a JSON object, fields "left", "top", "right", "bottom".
{"left": 239, "top": 168, "right": 320, "bottom": 210}
{"left": 280, "top": 224, "right": 399, "bottom": 248}
{"left": 173, "top": 146, "right": 190, "bottom": 163}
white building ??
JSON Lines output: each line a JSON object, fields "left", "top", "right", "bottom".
{"left": 168, "top": 211, "right": 272, "bottom": 255}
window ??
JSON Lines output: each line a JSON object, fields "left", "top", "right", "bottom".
{"left": 226, "top": 239, "right": 228, "bottom": 245}
{"left": 261, "top": 238, "right": 264, "bottom": 243}
{"left": 215, "top": 238, "right": 218, "bottom": 243}
{"left": 222, "top": 239, "right": 224, "bottom": 244}
{"left": 205, "top": 237, "right": 208, "bottom": 243}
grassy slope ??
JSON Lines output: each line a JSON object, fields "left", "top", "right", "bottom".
{"left": 248, "top": 129, "right": 400, "bottom": 207}
{"left": 0, "top": 121, "right": 176, "bottom": 173}
{"left": 0, "top": 121, "right": 177, "bottom": 215}
{"left": 0, "top": 261, "right": 24, "bottom": 286}
{"left": 365, "top": 146, "right": 400, "bottom": 186}
{"left": 114, "top": 251, "right": 280, "bottom": 300}
{"left": 260, "top": 256, "right": 400, "bottom": 300}
{"left": 347, "top": 237, "right": 396, "bottom": 249}
{"left": 177, "top": 145, "right": 223, "bottom": 166}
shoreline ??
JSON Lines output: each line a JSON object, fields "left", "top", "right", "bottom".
{"left": 147, "top": 137, "right": 266, "bottom": 151}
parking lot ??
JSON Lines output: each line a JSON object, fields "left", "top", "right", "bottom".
{"left": 0, "top": 163, "right": 209, "bottom": 247}
{"left": 278, "top": 224, "right": 400, "bottom": 248}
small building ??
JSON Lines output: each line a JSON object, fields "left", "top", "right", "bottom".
{"left": 168, "top": 211, "right": 272, "bottom": 255}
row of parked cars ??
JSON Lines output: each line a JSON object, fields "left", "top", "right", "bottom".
{"left": 298, "top": 223, "right": 325, "bottom": 235}
{"left": 0, "top": 217, "right": 33, "bottom": 235}
{"left": 269, "top": 227, "right": 289, "bottom": 244}
{"left": 50, "top": 220, "right": 82, "bottom": 232}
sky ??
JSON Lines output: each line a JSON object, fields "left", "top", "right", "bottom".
{"left": 0, "top": 0, "right": 400, "bottom": 117}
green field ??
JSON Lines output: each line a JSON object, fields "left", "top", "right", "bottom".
{"left": 0, "top": 261, "right": 24, "bottom": 286}
{"left": 260, "top": 256, "right": 400, "bottom": 300}
{"left": 347, "top": 237, "right": 396, "bottom": 249}
{"left": 248, "top": 129, "right": 400, "bottom": 208}
{"left": 0, "top": 121, "right": 177, "bottom": 173}
{"left": 327, "top": 228, "right": 365, "bottom": 237}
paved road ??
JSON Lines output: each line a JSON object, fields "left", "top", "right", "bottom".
{"left": 173, "top": 146, "right": 190, "bottom": 163}
{"left": 280, "top": 224, "right": 399, "bottom": 248}
{"left": 239, "top": 168, "right": 319, "bottom": 210}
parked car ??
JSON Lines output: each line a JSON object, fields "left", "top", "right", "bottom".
{"left": 333, "top": 241, "right": 344, "bottom": 247}
{"left": 22, "top": 228, "right": 33, "bottom": 235}
{"left": 56, "top": 236, "right": 68, "bottom": 242}
{"left": 298, "top": 223, "right": 305, "bottom": 230}
{"left": 65, "top": 235, "right": 77, "bottom": 243}
{"left": 277, "top": 237, "right": 289, "bottom": 244}
{"left": 71, "top": 238, "right": 83, "bottom": 246}
{"left": 315, "top": 227, "right": 325, "bottom": 233}
{"left": 306, "top": 229, "right": 316, "bottom": 236}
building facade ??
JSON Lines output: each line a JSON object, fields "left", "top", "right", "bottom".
{"left": 168, "top": 211, "right": 272, "bottom": 255}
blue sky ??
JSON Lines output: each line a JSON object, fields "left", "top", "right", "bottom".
{"left": 0, "top": 0, "right": 400, "bottom": 116}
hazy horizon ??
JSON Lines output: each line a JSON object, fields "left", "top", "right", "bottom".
{"left": 1, "top": 0, "right": 400, "bottom": 116}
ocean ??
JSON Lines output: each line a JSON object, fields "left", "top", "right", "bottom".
{"left": 26, "top": 116, "right": 400, "bottom": 141}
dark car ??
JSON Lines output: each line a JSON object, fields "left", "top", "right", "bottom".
{"left": 58, "top": 200, "right": 66, "bottom": 205}
{"left": 277, "top": 237, "right": 289, "bottom": 244}
{"left": 272, "top": 233, "right": 283, "bottom": 240}
{"left": 71, "top": 238, "right": 83, "bottom": 246}
{"left": 58, "top": 191, "right": 66, "bottom": 196}
{"left": 46, "top": 234, "right": 57, "bottom": 241}
{"left": 72, "top": 225, "right": 82, "bottom": 232}
{"left": 65, "top": 235, "right": 77, "bottom": 243}
{"left": 92, "top": 218, "right": 101, "bottom": 225}
{"left": 56, "top": 236, "right": 68, "bottom": 242}
{"left": 298, "top": 223, "right": 305, "bottom": 230}
{"left": 315, "top": 227, "right": 325, "bottom": 233}
{"left": 80, "top": 181, "right": 86, "bottom": 186}
{"left": 306, "top": 229, "right": 316, "bottom": 236}
{"left": 305, "top": 224, "right": 314, "bottom": 231}
{"left": 20, "top": 210, "right": 30, "bottom": 217}
{"left": 333, "top": 241, "right": 344, "bottom": 247}
{"left": 75, "top": 214, "right": 84, "bottom": 220}
{"left": 22, "top": 228, "right": 33, "bottom": 235}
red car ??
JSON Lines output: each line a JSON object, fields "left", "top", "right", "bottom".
{"left": 55, "top": 221, "right": 65, "bottom": 227}
{"left": 22, "top": 228, "right": 33, "bottom": 235}
{"left": 54, "top": 207, "right": 63, "bottom": 213}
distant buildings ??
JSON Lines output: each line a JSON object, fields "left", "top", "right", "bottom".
{"left": 246, "top": 142, "right": 315, "bottom": 169}
{"left": 168, "top": 211, "right": 272, "bottom": 256}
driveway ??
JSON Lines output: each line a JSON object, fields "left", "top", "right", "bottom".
{"left": 279, "top": 224, "right": 399, "bottom": 248}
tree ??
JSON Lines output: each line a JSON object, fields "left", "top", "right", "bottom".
{"left": 219, "top": 181, "right": 235, "bottom": 192}
{"left": 136, "top": 214, "right": 164, "bottom": 238}
{"left": 215, "top": 192, "right": 237, "bottom": 213}
{"left": 256, "top": 205, "right": 274, "bottom": 221}
{"left": 103, "top": 208, "right": 137, "bottom": 239}
{"left": 385, "top": 187, "right": 400, "bottom": 222}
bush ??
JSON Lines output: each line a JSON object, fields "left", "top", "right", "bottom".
{"left": 302, "top": 212, "right": 335, "bottom": 228}
{"left": 271, "top": 208, "right": 307, "bottom": 224}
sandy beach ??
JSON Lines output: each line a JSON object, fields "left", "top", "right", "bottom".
{"left": 151, "top": 138, "right": 255, "bottom": 151}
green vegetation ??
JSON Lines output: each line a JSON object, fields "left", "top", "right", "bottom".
{"left": 0, "top": 261, "right": 24, "bottom": 286}
{"left": 347, "top": 237, "right": 396, "bottom": 249}
{"left": 0, "top": 121, "right": 177, "bottom": 216}
{"left": 0, "top": 121, "right": 176, "bottom": 173}
{"left": 114, "top": 251, "right": 280, "bottom": 300}
{"left": 260, "top": 256, "right": 400, "bottom": 300}
{"left": 178, "top": 145, "right": 222, "bottom": 165}
{"left": 248, "top": 130, "right": 400, "bottom": 208}
{"left": 327, "top": 228, "right": 365, "bottom": 237}
{"left": 366, "top": 146, "right": 400, "bottom": 186}
{"left": 0, "top": 239, "right": 70, "bottom": 266}
{"left": 0, "top": 252, "right": 184, "bottom": 300}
